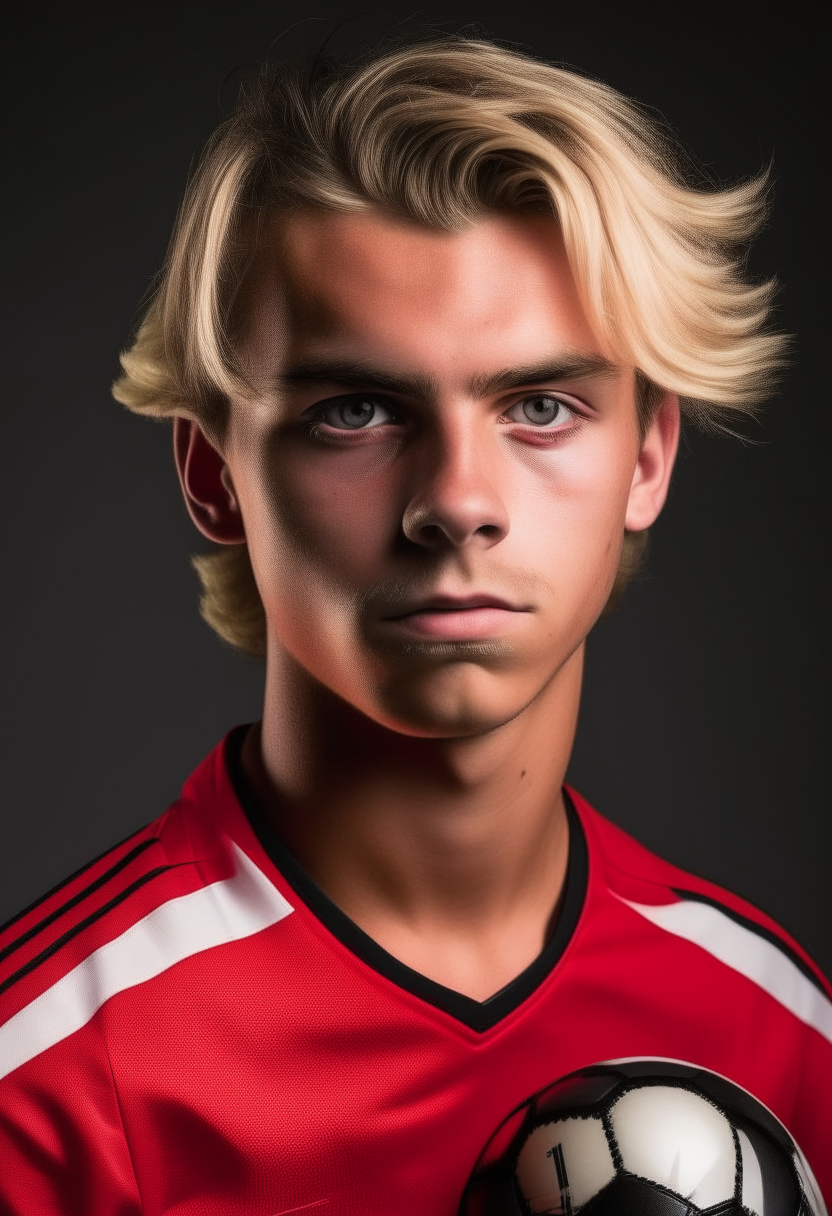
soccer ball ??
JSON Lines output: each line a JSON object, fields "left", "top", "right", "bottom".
{"left": 459, "top": 1059, "right": 826, "bottom": 1215}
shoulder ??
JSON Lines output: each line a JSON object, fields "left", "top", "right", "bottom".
{"left": 0, "top": 731, "right": 292, "bottom": 1081}
{"left": 0, "top": 798, "right": 205, "bottom": 1023}
{"left": 0, "top": 815, "right": 177, "bottom": 987}
{"left": 567, "top": 785, "right": 832, "bottom": 1037}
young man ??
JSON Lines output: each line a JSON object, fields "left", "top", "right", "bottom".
{"left": 1, "top": 36, "right": 830, "bottom": 1216}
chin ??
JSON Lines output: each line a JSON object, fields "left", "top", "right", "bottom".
{"left": 372, "top": 664, "right": 543, "bottom": 739}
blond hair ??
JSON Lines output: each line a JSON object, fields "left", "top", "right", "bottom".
{"left": 114, "top": 36, "right": 784, "bottom": 655}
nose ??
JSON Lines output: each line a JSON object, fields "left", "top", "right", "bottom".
{"left": 401, "top": 415, "right": 510, "bottom": 550}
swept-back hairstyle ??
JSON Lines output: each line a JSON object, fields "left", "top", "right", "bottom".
{"left": 114, "top": 35, "right": 784, "bottom": 655}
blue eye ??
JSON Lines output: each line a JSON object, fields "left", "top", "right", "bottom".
{"left": 506, "top": 395, "right": 573, "bottom": 427}
{"left": 321, "top": 397, "right": 396, "bottom": 430}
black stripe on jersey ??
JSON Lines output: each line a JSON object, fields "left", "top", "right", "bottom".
{"left": 0, "top": 866, "right": 173, "bottom": 996}
{"left": 0, "top": 838, "right": 161, "bottom": 965}
{"left": 228, "top": 726, "right": 588, "bottom": 1034}
{"left": 671, "top": 887, "right": 829, "bottom": 997}
{"left": 1, "top": 821, "right": 153, "bottom": 934}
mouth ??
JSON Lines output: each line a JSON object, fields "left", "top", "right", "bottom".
{"left": 381, "top": 594, "right": 531, "bottom": 641}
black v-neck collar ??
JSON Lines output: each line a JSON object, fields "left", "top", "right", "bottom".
{"left": 226, "top": 725, "right": 587, "bottom": 1033}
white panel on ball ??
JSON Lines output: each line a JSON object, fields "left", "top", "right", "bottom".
{"left": 515, "top": 1116, "right": 616, "bottom": 1213}
{"left": 610, "top": 1086, "right": 736, "bottom": 1207}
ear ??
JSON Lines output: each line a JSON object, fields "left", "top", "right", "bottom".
{"left": 624, "top": 393, "right": 681, "bottom": 532}
{"left": 173, "top": 417, "right": 247, "bottom": 544}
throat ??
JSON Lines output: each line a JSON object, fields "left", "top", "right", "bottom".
{"left": 235, "top": 722, "right": 573, "bottom": 1002}
{"left": 231, "top": 728, "right": 587, "bottom": 1030}
{"left": 348, "top": 862, "right": 570, "bottom": 1002}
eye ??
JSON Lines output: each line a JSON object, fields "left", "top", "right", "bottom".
{"left": 319, "top": 396, "right": 397, "bottom": 430}
{"left": 504, "top": 394, "right": 575, "bottom": 428}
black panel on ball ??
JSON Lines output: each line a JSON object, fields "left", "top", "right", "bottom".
{"left": 740, "top": 1119, "right": 801, "bottom": 1214}
{"left": 580, "top": 1173, "right": 703, "bottom": 1215}
{"left": 534, "top": 1071, "right": 620, "bottom": 1120}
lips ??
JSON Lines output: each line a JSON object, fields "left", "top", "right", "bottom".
{"left": 386, "top": 594, "right": 519, "bottom": 618}
{"left": 381, "top": 594, "right": 529, "bottom": 640}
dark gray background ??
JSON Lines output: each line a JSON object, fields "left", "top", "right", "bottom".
{"left": 3, "top": 4, "right": 829, "bottom": 973}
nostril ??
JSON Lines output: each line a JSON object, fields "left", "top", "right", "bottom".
{"left": 419, "top": 523, "right": 446, "bottom": 542}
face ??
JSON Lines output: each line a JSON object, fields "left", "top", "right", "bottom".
{"left": 181, "top": 209, "right": 678, "bottom": 737}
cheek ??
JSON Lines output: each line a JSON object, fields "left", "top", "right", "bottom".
{"left": 242, "top": 439, "right": 402, "bottom": 592}
{"left": 503, "top": 436, "right": 638, "bottom": 633}
{"left": 511, "top": 436, "right": 635, "bottom": 551}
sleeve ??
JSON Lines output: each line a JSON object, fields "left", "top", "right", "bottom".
{"left": 0, "top": 1028, "right": 142, "bottom": 1216}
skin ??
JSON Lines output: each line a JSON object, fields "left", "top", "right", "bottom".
{"left": 175, "top": 209, "right": 679, "bottom": 1001}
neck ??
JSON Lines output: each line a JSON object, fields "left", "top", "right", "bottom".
{"left": 242, "top": 645, "right": 583, "bottom": 1001}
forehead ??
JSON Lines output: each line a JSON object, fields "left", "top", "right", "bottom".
{"left": 241, "top": 208, "right": 613, "bottom": 378}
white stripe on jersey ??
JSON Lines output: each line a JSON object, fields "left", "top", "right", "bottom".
{"left": 620, "top": 895, "right": 832, "bottom": 1045}
{"left": 0, "top": 844, "right": 293, "bottom": 1079}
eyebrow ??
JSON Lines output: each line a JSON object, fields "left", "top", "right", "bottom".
{"left": 277, "top": 352, "right": 618, "bottom": 400}
{"left": 278, "top": 358, "right": 435, "bottom": 399}
{"left": 468, "top": 355, "right": 618, "bottom": 397}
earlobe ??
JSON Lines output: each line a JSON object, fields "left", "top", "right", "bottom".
{"left": 173, "top": 418, "right": 247, "bottom": 544}
{"left": 624, "top": 393, "right": 681, "bottom": 533}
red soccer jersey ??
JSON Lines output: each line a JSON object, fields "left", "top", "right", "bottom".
{"left": 1, "top": 727, "right": 830, "bottom": 1214}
